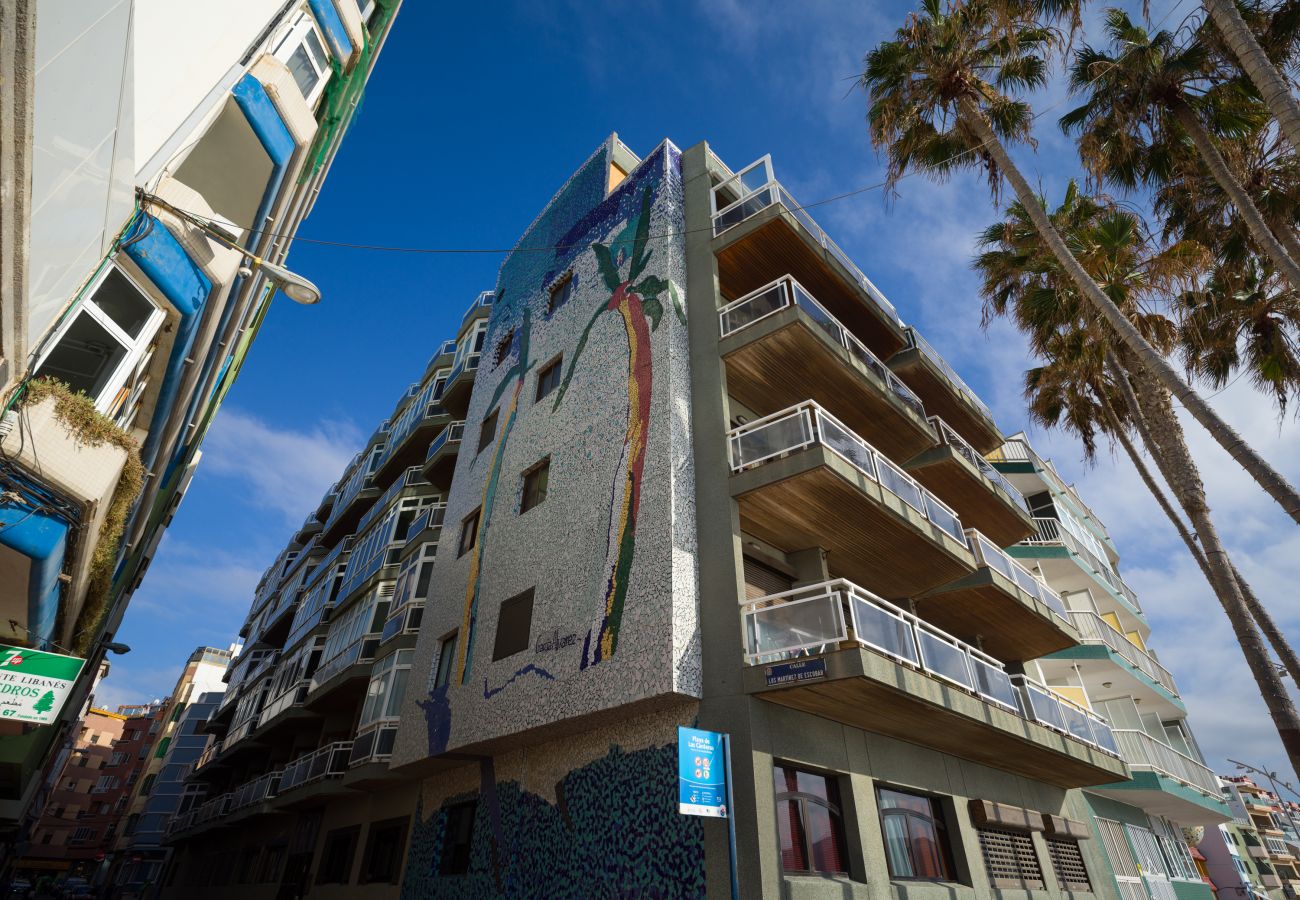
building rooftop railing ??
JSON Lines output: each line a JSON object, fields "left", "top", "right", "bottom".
{"left": 718, "top": 275, "right": 925, "bottom": 418}
{"left": 728, "top": 401, "right": 967, "bottom": 547}
{"left": 1112, "top": 728, "right": 1220, "bottom": 797}
{"left": 710, "top": 156, "right": 902, "bottom": 329}
{"left": 905, "top": 328, "right": 995, "bottom": 422}
{"left": 966, "top": 529, "right": 1070, "bottom": 624}
{"left": 931, "top": 418, "right": 1028, "bottom": 513}
{"left": 277, "top": 741, "right": 353, "bottom": 795}
{"left": 1069, "top": 611, "right": 1178, "bottom": 696}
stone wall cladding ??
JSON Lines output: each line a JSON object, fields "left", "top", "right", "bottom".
{"left": 392, "top": 138, "right": 699, "bottom": 767}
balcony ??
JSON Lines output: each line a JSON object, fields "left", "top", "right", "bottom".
{"left": 1065, "top": 611, "right": 1179, "bottom": 697}
{"left": 739, "top": 579, "right": 1127, "bottom": 788}
{"left": 321, "top": 464, "right": 382, "bottom": 545}
{"left": 729, "top": 402, "right": 975, "bottom": 598}
{"left": 718, "top": 276, "right": 937, "bottom": 462}
{"left": 1090, "top": 729, "right": 1229, "bottom": 824}
{"left": 422, "top": 421, "right": 464, "bottom": 491}
{"left": 374, "top": 389, "right": 451, "bottom": 488}
{"left": 306, "top": 632, "right": 380, "bottom": 706}
{"left": 275, "top": 741, "right": 353, "bottom": 796}
{"left": 916, "top": 529, "right": 1078, "bottom": 662}
{"left": 905, "top": 417, "right": 1033, "bottom": 545}
{"left": 228, "top": 770, "right": 281, "bottom": 813}
{"left": 710, "top": 156, "right": 907, "bottom": 360}
{"left": 887, "top": 329, "right": 1002, "bottom": 454}
{"left": 442, "top": 356, "right": 479, "bottom": 419}
{"left": 1011, "top": 517, "right": 1144, "bottom": 617}
{"left": 989, "top": 438, "right": 1117, "bottom": 558}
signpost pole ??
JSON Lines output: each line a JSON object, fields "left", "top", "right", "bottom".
{"left": 723, "top": 733, "right": 739, "bottom": 900}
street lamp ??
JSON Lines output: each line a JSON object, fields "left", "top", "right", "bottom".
{"left": 136, "top": 190, "right": 322, "bottom": 305}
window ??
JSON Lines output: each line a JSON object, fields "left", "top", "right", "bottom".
{"left": 32, "top": 266, "right": 164, "bottom": 422}
{"left": 1047, "top": 838, "right": 1093, "bottom": 892}
{"left": 71, "top": 827, "right": 94, "bottom": 843}
{"left": 877, "top": 787, "right": 956, "bottom": 881}
{"left": 361, "top": 817, "right": 409, "bottom": 884}
{"left": 520, "top": 459, "right": 549, "bottom": 513}
{"left": 492, "top": 590, "right": 534, "bottom": 662}
{"left": 492, "top": 329, "right": 516, "bottom": 368}
{"left": 140, "top": 773, "right": 156, "bottom": 796}
{"left": 433, "top": 633, "right": 458, "bottom": 689}
{"left": 89, "top": 733, "right": 100, "bottom": 745}
{"left": 319, "top": 826, "right": 360, "bottom": 884}
{"left": 547, "top": 274, "right": 574, "bottom": 315}
{"left": 440, "top": 801, "right": 477, "bottom": 875}
{"left": 458, "top": 509, "right": 480, "bottom": 557}
{"left": 977, "top": 828, "right": 1044, "bottom": 889}
{"left": 535, "top": 355, "right": 562, "bottom": 402}
{"left": 110, "top": 752, "right": 127, "bottom": 766}
{"left": 478, "top": 409, "right": 499, "bottom": 454}
{"left": 257, "top": 844, "right": 286, "bottom": 884}
{"left": 360, "top": 650, "right": 413, "bottom": 728}
{"left": 774, "top": 764, "right": 848, "bottom": 876}
{"left": 271, "top": 11, "right": 332, "bottom": 106}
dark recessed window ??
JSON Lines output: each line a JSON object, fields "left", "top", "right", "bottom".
{"left": 877, "top": 787, "right": 956, "bottom": 881}
{"left": 361, "top": 817, "right": 409, "bottom": 884}
{"left": 535, "top": 355, "right": 563, "bottom": 402}
{"left": 547, "top": 275, "right": 574, "bottom": 315}
{"left": 318, "top": 826, "right": 360, "bottom": 884}
{"left": 521, "top": 459, "right": 550, "bottom": 513}
{"left": 492, "top": 329, "right": 515, "bottom": 368}
{"left": 440, "top": 801, "right": 477, "bottom": 875}
{"left": 774, "top": 764, "right": 848, "bottom": 875}
{"left": 434, "top": 633, "right": 458, "bottom": 689}
{"left": 478, "top": 409, "right": 499, "bottom": 454}
{"left": 458, "top": 508, "right": 480, "bottom": 557}
{"left": 492, "top": 589, "right": 535, "bottom": 661}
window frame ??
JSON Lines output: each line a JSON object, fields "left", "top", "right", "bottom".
{"left": 433, "top": 632, "right": 458, "bottom": 689}
{"left": 478, "top": 408, "right": 499, "bottom": 455}
{"left": 492, "top": 589, "right": 535, "bottom": 662}
{"left": 360, "top": 816, "right": 409, "bottom": 885}
{"left": 458, "top": 508, "right": 480, "bottom": 558}
{"left": 439, "top": 800, "right": 477, "bottom": 875}
{"left": 876, "top": 785, "right": 958, "bottom": 882}
{"left": 773, "top": 763, "right": 851, "bottom": 877}
{"left": 535, "top": 354, "right": 563, "bottom": 403}
{"left": 520, "top": 458, "right": 550, "bottom": 513}
{"left": 546, "top": 273, "right": 574, "bottom": 315}
{"left": 270, "top": 10, "right": 333, "bottom": 107}
{"left": 318, "top": 825, "right": 361, "bottom": 885}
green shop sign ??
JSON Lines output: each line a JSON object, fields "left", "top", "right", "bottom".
{"left": 0, "top": 644, "right": 86, "bottom": 725}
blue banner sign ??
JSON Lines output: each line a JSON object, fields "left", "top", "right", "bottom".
{"left": 678, "top": 726, "right": 727, "bottom": 818}
{"left": 765, "top": 658, "right": 827, "bottom": 687}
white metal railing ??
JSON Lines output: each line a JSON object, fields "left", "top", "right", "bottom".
{"left": 426, "top": 421, "right": 465, "bottom": 462}
{"left": 709, "top": 157, "right": 902, "bottom": 328}
{"left": 906, "top": 329, "right": 995, "bottom": 421}
{"left": 310, "top": 633, "right": 381, "bottom": 690}
{"left": 1012, "top": 675, "right": 1122, "bottom": 756}
{"left": 717, "top": 276, "right": 925, "bottom": 417}
{"left": 277, "top": 741, "right": 353, "bottom": 794}
{"left": 931, "top": 418, "right": 1028, "bottom": 513}
{"left": 259, "top": 679, "right": 310, "bottom": 722}
{"left": 966, "top": 529, "right": 1070, "bottom": 624}
{"left": 1021, "top": 517, "right": 1142, "bottom": 612}
{"left": 194, "top": 740, "right": 223, "bottom": 771}
{"left": 1070, "top": 611, "right": 1179, "bottom": 696}
{"left": 228, "top": 770, "right": 281, "bottom": 812}
{"left": 1112, "top": 729, "right": 1220, "bottom": 797}
{"left": 728, "top": 401, "right": 967, "bottom": 546}
{"left": 990, "top": 438, "right": 1116, "bottom": 557}
{"left": 738, "top": 579, "right": 1121, "bottom": 758}
{"left": 349, "top": 723, "right": 399, "bottom": 766}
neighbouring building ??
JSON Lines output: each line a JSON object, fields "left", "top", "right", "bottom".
{"left": 0, "top": 0, "right": 402, "bottom": 849}
{"left": 1213, "top": 778, "right": 1300, "bottom": 898}
{"left": 156, "top": 138, "right": 1228, "bottom": 899}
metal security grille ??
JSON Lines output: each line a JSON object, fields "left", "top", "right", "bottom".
{"left": 978, "top": 827, "right": 1045, "bottom": 889}
{"left": 1047, "top": 838, "right": 1093, "bottom": 891}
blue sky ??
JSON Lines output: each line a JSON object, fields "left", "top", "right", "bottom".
{"left": 97, "top": 0, "right": 1300, "bottom": 783}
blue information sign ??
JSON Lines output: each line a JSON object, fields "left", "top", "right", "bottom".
{"left": 678, "top": 726, "right": 728, "bottom": 818}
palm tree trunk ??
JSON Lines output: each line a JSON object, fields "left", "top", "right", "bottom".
{"left": 1102, "top": 396, "right": 1300, "bottom": 686}
{"left": 956, "top": 96, "right": 1300, "bottom": 526}
{"left": 1202, "top": 0, "right": 1300, "bottom": 153}
{"left": 1120, "top": 358, "right": 1300, "bottom": 776}
{"left": 1171, "top": 101, "right": 1300, "bottom": 290}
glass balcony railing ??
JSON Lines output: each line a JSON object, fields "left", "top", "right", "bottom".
{"left": 966, "top": 529, "right": 1070, "bottom": 624}
{"left": 718, "top": 276, "right": 925, "bottom": 417}
{"left": 728, "top": 401, "right": 967, "bottom": 547}
{"left": 259, "top": 679, "right": 311, "bottom": 723}
{"left": 1068, "top": 611, "right": 1178, "bottom": 696}
{"left": 426, "top": 421, "right": 465, "bottom": 462}
{"left": 380, "top": 603, "right": 423, "bottom": 644}
{"left": 931, "top": 418, "right": 1028, "bottom": 513}
{"left": 1020, "top": 517, "right": 1140, "bottom": 611}
{"left": 310, "top": 633, "right": 381, "bottom": 690}
{"left": 460, "top": 290, "right": 494, "bottom": 327}
{"left": 990, "top": 438, "right": 1115, "bottom": 551}
{"left": 405, "top": 504, "right": 445, "bottom": 542}
{"left": 277, "top": 741, "right": 353, "bottom": 794}
{"left": 710, "top": 156, "right": 902, "bottom": 329}
{"left": 904, "top": 328, "right": 995, "bottom": 422}
{"left": 1111, "top": 728, "right": 1220, "bottom": 797}
{"left": 349, "top": 723, "right": 398, "bottom": 767}
{"left": 1012, "top": 675, "right": 1121, "bottom": 756}
{"left": 228, "top": 770, "right": 281, "bottom": 812}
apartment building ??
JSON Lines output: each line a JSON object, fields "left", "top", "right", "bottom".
{"left": 0, "top": 0, "right": 402, "bottom": 841}
{"left": 1217, "top": 778, "right": 1300, "bottom": 897}
{"left": 156, "top": 137, "right": 1225, "bottom": 898}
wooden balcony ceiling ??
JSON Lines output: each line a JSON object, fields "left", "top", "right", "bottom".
{"left": 904, "top": 445, "right": 1033, "bottom": 546}
{"left": 722, "top": 311, "right": 938, "bottom": 463}
{"left": 422, "top": 447, "right": 459, "bottom": 494}
{"left": 747, "top": 647, "right": 1129, "bottom": 789}
{"left": 887, "top": 348, "right": 1003, "bottom": 454}
{"left": 732, "top": 446, "right": 975, "bottom": 600}
{"left": 916, "top": 568, "right": 1079, "bottom": 662}
{"left": 715, "top": 211, "right": 907, "bottom": 359}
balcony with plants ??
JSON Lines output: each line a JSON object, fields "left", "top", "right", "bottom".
{"left": 728, "top": 401, "right": 976, "bottom": 597}
{"left": 738, "top": 578, "right": 1127, "bottom": 788}
{"left": 708, "top": 154, "right": 907, "bottom": 360}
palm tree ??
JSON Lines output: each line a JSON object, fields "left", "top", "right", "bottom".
{"left": 1061, "top": 9, "right": 1300, "bottom": 290}
{"left": 862, "top": 0, "right": 1300, "bottom": 525}
{"left": 1201, "top": 0, "right": 1300, "bottom": 153}
{"left": 975, "top": 186, "right": 1300, "bottom": 772}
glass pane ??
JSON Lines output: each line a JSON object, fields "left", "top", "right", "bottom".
{"left": 93, "top": 269, "right": 155, "bottom": 338}
{"left": 745, "top": 593, "right": 842, "bottom": 658}
{"left": 907, "top": 816, "right": 949, "bottom": 879}
{"left": 818, "top": 416, "right": 876, "bottom": 477}
{"left": 806, "top": 802, "right": 844, "bottom": 874}
{"left": 882, "top": 813, "right": 915, "bottom": 877}
{"left": 285, "top": 45, "right": 320, "bottom": 101}
{"left": 916, "top": 629, "right": 973, "bottom": 688}
{"left": 732, "top": 412, "right": 810, "bottom": 467}
{"left": 849, "top": 596, "right": 916, "bottom": 664}
{"left": 878, "top": 458, "right": 924, "bottom": 512}
{"left": 35, "top": 312, "right": 128, "bottom": 401}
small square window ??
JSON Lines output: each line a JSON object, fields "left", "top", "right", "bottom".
{"left": 478, "top": 409, "right": 498, "bottom": 454}
{"left": 877, "top": 786, "right": 957, "bottom": 881}
{"left": 521, "top": 459, "right": 550, "bottom": 513}
{"left": 458, "top": 508, "right": 480, "bottom": 557}
{"left": 547, "top": 275, "right": 574, "bottom": 315}
{"left": 535, "top": 356, "right": 562, "bottom": 403}
{"left": 440, "top": 801, "right": 477, "bottom": 875}
{"left": 492, "top": 329, "right": 516, "bottom": 368}
{"left": 434, "top": 633, "right": 458, "bottom": 689}
{"left": 492, "top": 589, "right": 534, "bottom": 661}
